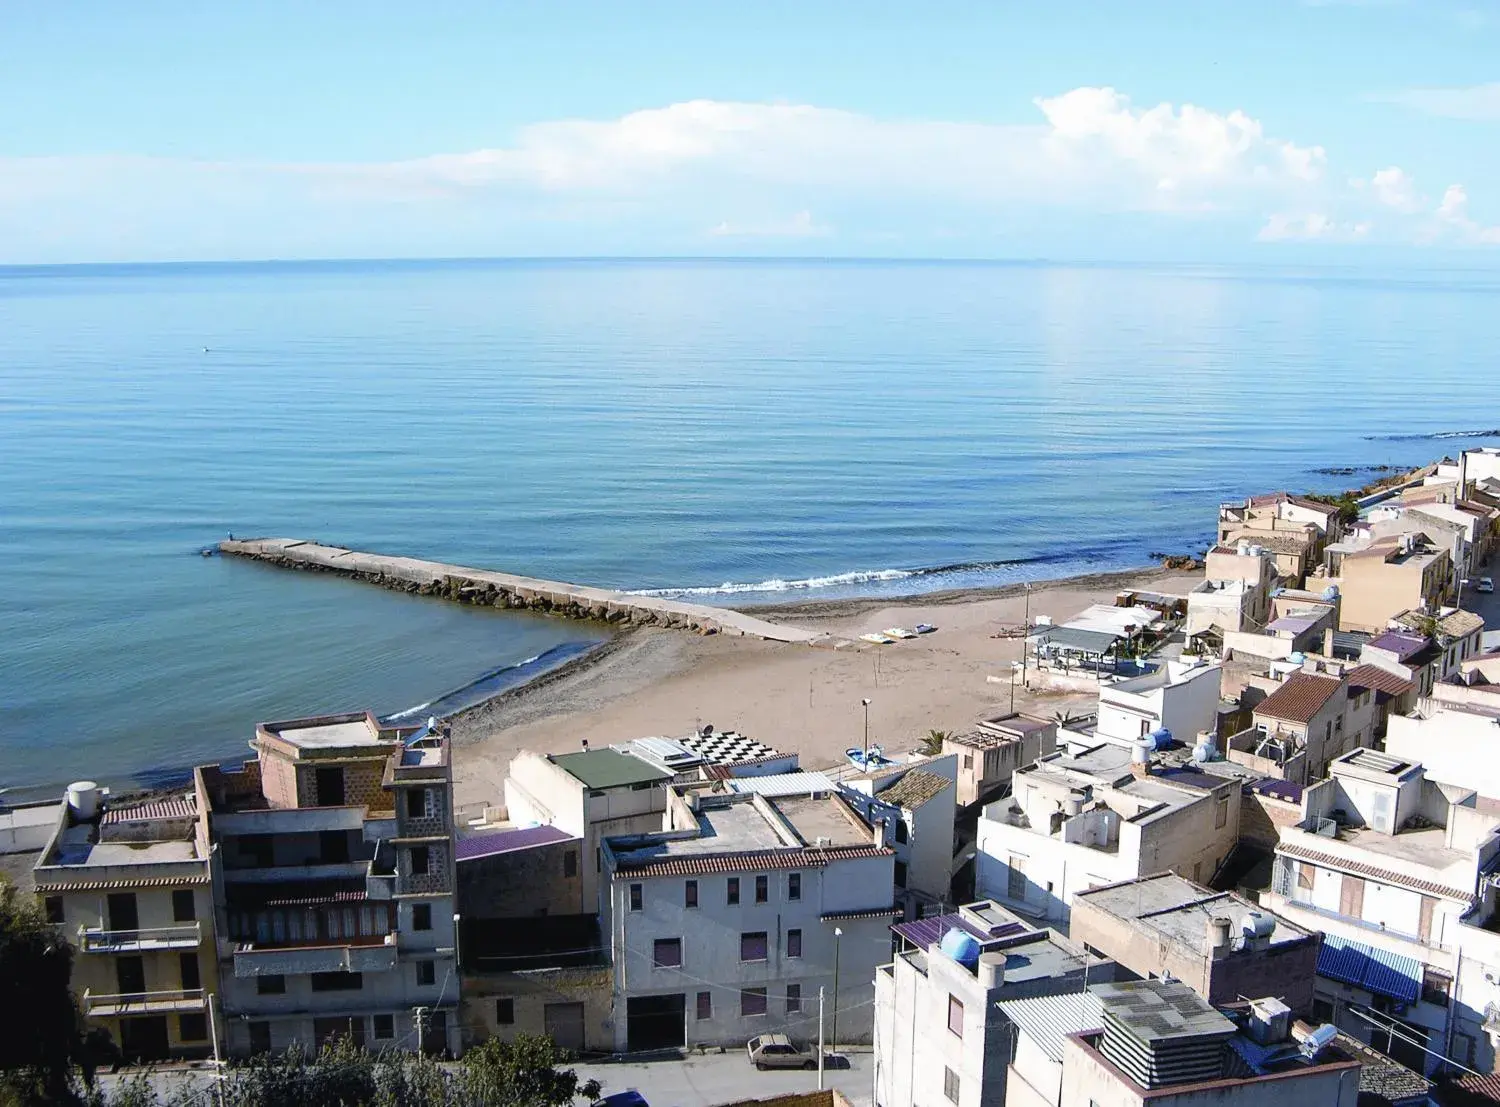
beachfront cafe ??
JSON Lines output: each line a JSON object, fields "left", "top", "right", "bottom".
{"left": 1027, "top": 624, "right": 1126, "bottom": 677}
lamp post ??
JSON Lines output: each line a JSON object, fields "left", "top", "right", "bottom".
{"left": 861, "top": 698, "right": 872, "bottom": 758}
{"left": 830, "top": 926, "right": 843, "bottom": 1057}
{"left": 1021, "top": 582, "right": 1033, "bottom": 689}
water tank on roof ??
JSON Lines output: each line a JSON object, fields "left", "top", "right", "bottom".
{"left": 1289, "top": 652, "right": 1306, "bottom": 665}
{"left": 67, "top": 781, "right": 100, "bottom": 821}
{"left": 1149, "top": 727, "right": 1172, "bottom": 749}
{"left": 1242, "top": 912, "right": 1276, "bottom": 939}
{"left": 1322, "top": 585, "right": 1339, "bottom": 601}
{"left": 1193, "top": 736, "right": 1217, "bottom": 763}
{"left": 940, "top": 929, "right": 981, "bottom": 968}
{"left": 1131, "top": 740, "right": 1153, "bottom": 766}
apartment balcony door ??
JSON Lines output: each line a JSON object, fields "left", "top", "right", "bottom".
{"left": 108, "top": 893, "right": 139, "bottom": 932}
{"left": 116, "top": 955, "right": 146, "bottom": 1000}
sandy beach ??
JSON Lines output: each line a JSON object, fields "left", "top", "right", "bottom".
{"left": 449, "top": 565, "right": 1201, "bottom": 808}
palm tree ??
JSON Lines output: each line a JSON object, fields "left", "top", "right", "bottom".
{"left": 920, "top": 729, "right": 950, "bottom": 756}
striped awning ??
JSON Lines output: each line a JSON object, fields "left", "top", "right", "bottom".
{"left": 1316, "top": 933, "right": 1422, "bottom": 1003}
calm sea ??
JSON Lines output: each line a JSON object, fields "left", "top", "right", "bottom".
{"left": 2, "top": 258, "right": 1498, "bottom": 795}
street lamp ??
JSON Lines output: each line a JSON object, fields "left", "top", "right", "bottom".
{"left": 1020, "top": 582, "right": 1033, "bottom": 689}
{"left": 830, "top": 926, "right": 844, "bottom": 1058}
{"left": 861, "top": 698, "right": 872, "bottom": 758}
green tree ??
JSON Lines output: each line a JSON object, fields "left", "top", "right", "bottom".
{"left": 0, "top": 879, "right": 92, "bottom": 1106}
{"left": 919, "top": 730, "right": 949, "bottom": 756}
{"left": 458, "top": 1035, "right": 600, "bottom": 1107}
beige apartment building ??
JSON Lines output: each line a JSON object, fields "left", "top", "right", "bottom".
{"left": 34, "top": 787, "right": 219, "bottom": 1062}
{"left": 1329, "top": 533, "right": 1453, "bottom": 633}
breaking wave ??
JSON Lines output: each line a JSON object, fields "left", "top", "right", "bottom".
{"left": 628, "top": 568, "right": 914, "bottom": 597}
{"left": 382, "top": 642, "right": 598, "bottom": 721}
{"left": 1365, "top": 428, "right": 1500, "bottom": 442}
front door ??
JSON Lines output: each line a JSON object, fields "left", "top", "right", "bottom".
{"left": 544, "top": 1002, "right": 586, "bottom": 1053}
{"left": 119, "top": 1016, "right": 170, "bottom": 1062}
{"left": 108, "top": 892, "right": 139, "bottom": 932}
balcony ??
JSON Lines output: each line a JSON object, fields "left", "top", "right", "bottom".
{"left": 79, "top": 922, "right": 202, "bottom": 954}
{"left": 231, "top": 934, "right": 399, "bottom": 977}
{"left": 83, "top": 988, "right": 206, "bottom": 1018}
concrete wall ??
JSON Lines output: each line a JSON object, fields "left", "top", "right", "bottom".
{"left": 461, "top": 965, "right": 613, "bottom": 1054}
{"left": 457, "top": 838, "right": 585, "bottom": 919}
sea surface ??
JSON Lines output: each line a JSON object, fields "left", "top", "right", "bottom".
{"left": 2, "top": 258, "right": 1498, "bottom": 796}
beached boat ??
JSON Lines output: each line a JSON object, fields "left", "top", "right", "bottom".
{"left": 883, "top": 627, "right": 918, "bottom": 639}
{"left": 845, "top": 745, "right": 890, "bottom": 770}
{"left": 859, "top": 632, "right": 895, "bottom": 645}
{"left": 915, "top": 623, "right": 937, "bottom": 634}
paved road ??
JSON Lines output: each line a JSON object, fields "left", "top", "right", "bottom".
{"left": 579, "top": 1050, "right": 873, "bottom": 1107}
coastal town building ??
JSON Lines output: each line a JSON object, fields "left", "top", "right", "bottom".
{"left": 196, "top": 712, "right": 460, "bottom": 1057}
{"left": 1385, "top": 699, "right": 1500, "bottom": 804}
{"left": 1391, "top": 606, "right": 1487, "bottom": 671}
{"left": 873, "top": 900, "right": 1114, "bottom": 1107}
{"left": 942, "top": 714, "right": 1058, "bottom": 809}
{"left": 1222, "top": 671, "right": 1375, "bottom": 786}
{"left": 33, "top": 785, "right": 218, "bottom": 1062}
{"left": 1087, "top": 659, "right": 1224, "bottom": 749}
{"left": 1217, "top": 492, "right": 1342, "bottom": 585}
{"left": 1363, "top": 628, "right": 1449, "bottom": 699}
{"left": 1186, "top": 542, "right": 1279, "bottom": 651}
{"left": 1068, "top": 872, "right": 1322, "bottom": 1013}
{"left": 1057, "top": 980, "right": 1363, "bottom": 1107}
{"left": 837, "top": 756, "right": 958, "bottom": 912}
{"left": 600, "top": 783, "right": 894, "bottom": 1052}
{"left": 974, "top": 743, "right": 1242, "bottom": 924}
{"left": 1319, "top": 532, "right": 1454, "bottom": 633}
{"left": 1262, "top": 747, "right": 1500, "bottom": 1073}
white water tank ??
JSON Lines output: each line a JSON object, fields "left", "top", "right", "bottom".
{"left": 1131, "top": 739, "right": 1153, "bottom": 766}
{"left": 1237, "top": 540, "right": 1251, "bottom": 556}
{"left": 67, "top": 781, "right": 100, "bottom": 821}
{"left": 1192, "top": 736, "right": 1216, "bottom": 763}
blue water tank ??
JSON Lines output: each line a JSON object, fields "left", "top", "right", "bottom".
{"left": 1289, "top": 652, "right": 1306, "bottom": 665}
{"left": 1150, "top": 727, "right": 1172, "bottom": 749}
{"left": 940, "top": 929, "right": 981, "bottom": 967}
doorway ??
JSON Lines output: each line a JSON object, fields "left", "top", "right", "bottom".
{"left": 108, "top": 893, "right": 139, "bottom": 932}
{"left": 626, "top": 993, "right": 685, "bottom": 1052}
{"left": 119, "top": 1016, "right": 170, "bottom": 1061}
{"left": 544, "top": 1002, "right": 586, "bottom": 1053}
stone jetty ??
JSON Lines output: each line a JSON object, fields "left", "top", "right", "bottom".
{"left": 218, "top": 538, "right": 825, "bottom": 644}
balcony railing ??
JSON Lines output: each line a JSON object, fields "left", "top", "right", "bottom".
{"left": 82, "top": 988, "right": 207, "bottom": 1018}
{"left": 78, "top": 922, "right": 202, "bottom": 954}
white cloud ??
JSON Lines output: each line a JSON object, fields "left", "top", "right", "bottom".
{"left": 1434, "top": 184, "right": 1500, "bottom": 243}
{"left": 1258, "top": 212, "right": 1370, "bottom": 241}
{"left": 1370, "top": 166, "right": 1421, "bottom": 212}
{"left": 709, "top": 210, "right": 831, "bottom": 238}
{"left": 1373, "top": 82, "right": 1500, "bottom": 121}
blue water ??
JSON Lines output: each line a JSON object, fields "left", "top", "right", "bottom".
{"left": 2, "top": 258, "right": 1498, "bottom": 795}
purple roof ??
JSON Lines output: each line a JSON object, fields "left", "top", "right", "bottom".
{"left": 891, "top": 912, "right": 1025, "bottom": 949}
{"left": 455, "top": 824, "right": 575, "bottom": 862}
{"left": 1367, "top": 631, "right": 1428, "bottom": 661}
{"left": 1267, "top": 614, "right": 1319, "bottom": 636}
{"left": 1251, "top": 778, "right": 1304, "bottom": 803}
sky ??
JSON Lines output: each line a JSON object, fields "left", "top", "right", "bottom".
{"left": 2, "top": 1, "right": 1499, "bottom": 263}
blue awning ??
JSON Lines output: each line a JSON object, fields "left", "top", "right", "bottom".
{"left": 1317, "top": 933, "right": 1421, "bottom": 1004}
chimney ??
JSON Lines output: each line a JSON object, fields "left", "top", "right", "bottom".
{"left": 1322, "top": 628, "right": 1336, "bottom": 657}
{"left": 1206, "top": 916, "right": 1233, "bottom": 959}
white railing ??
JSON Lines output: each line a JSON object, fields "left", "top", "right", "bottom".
{"left": 78, "top": 922, "right": 202, "bottom": 952}
{"left": 82, "top": 987, "right": 206, "bottom": 1016}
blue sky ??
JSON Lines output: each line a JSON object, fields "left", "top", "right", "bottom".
{"left": 3, "top": 1, "right": 1499, "bottom": 262}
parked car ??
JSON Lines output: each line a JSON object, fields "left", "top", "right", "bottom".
{"left": 1479, "top": 577, "right": 1495, "bottom": 594}
{"left": 747, "top": 1033, "right": 818, "bottom": 1070}
{"left": 597, "top": 1092, "right": 649, "bottom": 1107}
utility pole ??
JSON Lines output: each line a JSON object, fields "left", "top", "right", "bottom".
{"left": 817, "top": 987, "right": 826, "bottom": 1089}
{"left": 831, "top": 927, "right": 843, "bottom": 1058}
{"left": 1021, "top": 582, "right": 1033, "bottom": 690}
{"left": 206, "top": 992, "right": 224, "bottom": 1107}
{"left": 413, "top": 1006, "right": 428, "bottom": 1052}
{"left": 861, "top": 698, "right": 872, "bottom": 758}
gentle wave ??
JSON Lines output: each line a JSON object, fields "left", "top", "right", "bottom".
{"left": 627, "top": 568, "right": 915, "bottom": 597}
{"left": 382, "top": 646, "right": 590, "bottom": 721}
{"left": 1366, "top": 428, "right": 1500, "bottom": 442}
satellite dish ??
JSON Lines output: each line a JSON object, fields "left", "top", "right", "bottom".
{"left": 701, "top": 724, "right": 714, "bottom": 738}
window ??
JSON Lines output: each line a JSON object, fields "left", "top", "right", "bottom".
{"left": 629, "top": 883, "right": 643, "bottom": 912}
{"left": 740, "top": 932, "right": 768, "bottom": 962}
{"left": 43, "top": 897, "right": 63, "bottom": 924}
{"left": 895, "top": 821, "right": 909, "bottom": 845}
{"left": 755, "top": 875, "right": 769, "bottom": 903}
{"left": 685, "top": 880, "right": 698, "bottom": 908}
{"left": 321, "top": 830, "right": 350, "bottom": 864}
{"left": 179, "top": 1014, "right": 208, "bottom": 1042}
{"left": 172, "top": 890, "right": 196, "bottom": 922}
{"left": 406, "top": 789, "right": 428, "bottom": 818}
{"left": 1007, "top": 855, "right": 1026, "bottom": 901}
{"left": 895, "top": 861, "right": 908, "bottom": 888}
{"left": 241, "top": 834, "right": 274, "bottom": 867}
{"left": 788, "top": 873, "right": 801, "bottom": 901}
{"left": 741, "top": 987, "right": 768, "bottom": 1017}
{"left": 1215, "top": 794, "right": 1229, "bottom": 829}
{"left": 787, "top": 984, "right": 802, "bottom": 1013}
{"left": 257, "top": 975, "right": 286, "bottom": 995}
{"left": 963, "top": 754, "right": 973, "bottom": 770}
{"left": 948, "top": 994, "right": 964, "bottom": 1038}
{"left": 654, "top": 938, "right": 683, "bottom": 968}
{"left": 944, "top": 1067, "right": 960, "bottom": 1104}
{"left": 787, "top": 929, "right": 802, "bottom": 958}
{"left": 696, "top": 991, "right": 712, "bottom": 1020}
{"left": 412, "top": 904, "right": 433, "bottom": 931}
{"left": 310, "top": 971, "right": 363, "bottom": 992}
{"left": 248, "top": 1021, "right": 272, "bottom": 1054}
{"left": 727, "top": 877, "right": 740, "bottom": 905}
{"left": 495, "top": 999, "right": 515, "bottom": 1025}
{"left": 564, "top": 850, "right": 578, "bottom": 878}
{"left": 1423, "top": 968, "right": 1453, "bottom": 1008}
{"left": 373, "top": 1013, "right": 395, "bottom": 1040}
{"left": 410, "top": 846, "right": 430, "bottom": 875}
{"left": 417, "top": 961, "right": 436, "bottom": 986}
{"left": 1311, "top": 997, "right": 1335, "bottom": 1024}
{"left": 314, "top": 766, "right": 345, "bottom": 806}
{"left": 180, "top": 952, "right": 201, "bottom": 991}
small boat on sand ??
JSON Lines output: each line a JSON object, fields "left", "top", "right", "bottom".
{"left": 883, "top": 627, "right": 918, "bottom": 639}
{"left": 915, "top": 623, "right": 937, "bottom": 634}
{"left": 859, "top": 632, "right": 895, "bottom": 645}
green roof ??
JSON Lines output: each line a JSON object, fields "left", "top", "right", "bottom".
{"left": 552, "top": 749, "right": 673, "bottom": 790}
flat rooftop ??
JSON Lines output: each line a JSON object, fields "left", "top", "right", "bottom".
{"left": 1095, "top": 980, "right": 1236, "bottom": 1045}
{"left": 774, "top": 795, "right": 869, "bottom": 848}
{"left": 259, "top": 712, "right": 390, "bottom": 750}
{"left": 552, "top": 749, "right": 673, "bottom": 790}
{"left": 1075, "top": 874, "right": 1311, "bottom": 952}
{"left": 47, "top": 824, "right": 201, "bottom": 868}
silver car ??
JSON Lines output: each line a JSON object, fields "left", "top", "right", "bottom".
{"left": 746, "top": 1033, "right": 818, "bottom": 1070}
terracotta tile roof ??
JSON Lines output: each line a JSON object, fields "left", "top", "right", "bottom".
{"left": 1344, "top": 664, "right": 1415, "bottom": 699}
{"left": 614, "top": 844, "right": 891, "bottom": 878}
{"left": 1392, "top": 608, "right": 1485, "bottom": 642}
{"left": 101, "top": 795, "right": 196, "bottom": 824}
{"left": 1254, "top": 673, "right": 1345, "bottom": 724}
{"left": 1223, "top": 531, "right": 1311, "bottom": 554}
{"left": 877, "top": 769, "right": 952, "bottom": 810}
{"left": 1277, "top": 841, "right": 1474, "bottom": 902}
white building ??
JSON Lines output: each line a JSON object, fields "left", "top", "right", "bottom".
{"left": 197, "top": 712, "right": 460, "bottom": 1056}
{"left": 1187, "top": 542, "right": 1279, "bottom": 646}
{"left": 1263, "top": 747, "right": 1500, "bottom": 1074}
{"left": 838, "top": 755, "right": 957, "bottom": 911}
{"left": 974, "top": 744, "right": 1241, "bottom": 925}
{"left": 1386, "top": 700, "right": 1500, "bottom": 802}
{"left": 873, "top": 900, "right": 1113, "bottom": 1107}
{"left": 942, "top": 715, "right": 1058, "bottom": 809}
{"left": 1091, "top": 659, "right": 1224, "bottom": 749}
{"left": 600, "top": 785, "right": 894, "bottom": 1052}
